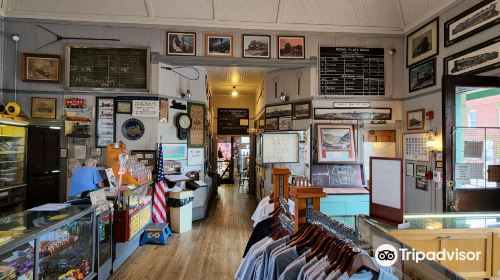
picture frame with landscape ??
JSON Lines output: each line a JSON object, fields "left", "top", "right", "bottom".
{"left": 406, "top": 109, "right": 425, "bottom": 130}
{"left": 243, "top": 35, "right": 270, "bottom": 58}
{"left": 265, "top": 118, "right": 278, "bottom": 131}
{"left": 278, "top": 117, "right": 293, "bottom": 131}
{"left": 278, "top": 36, "right": 305, "bottom": 59}
{"left": 167, "top": 32, "right": 196, "bottom": 56}
{"left": 315, "top": 124, "right": 356, "bottom": 163}
{"left": 409, "top": 58, "right": 436, "bottom": 92}
{"left": 31, "top": 97, "right": 57, "bottom": 119}
{"left": 407, "top": 18, "right": 439, "bottom": 67}
{"left": 22, "top": 53, "right": 60, "bottom": 83}
{"left": 293, "top": 101, "right": 311, "bottom": 119}
{"left": 206, "top": 34, "right": 233, "bottom": 57}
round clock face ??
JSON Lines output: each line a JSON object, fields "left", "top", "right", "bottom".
{"left": 178, "top": 115, "right": 191, "bottom": 129}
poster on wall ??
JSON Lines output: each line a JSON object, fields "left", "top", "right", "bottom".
{"left": 187, "top": 148, "right": 204, "bottom": 166}
{"left": 188, "top": 103, "right": 205, "bottom": 148}
{"left": 96, "top": 97, "right": 115, "bottom": 148}
{"left": 132, "top": 100, "right": 159, "bottom": 117}
{"left": 315, "top": 124, "right": 357, "bottom": 163}
{"left": 403, "top": 133, "right": 430, "bottom": 161}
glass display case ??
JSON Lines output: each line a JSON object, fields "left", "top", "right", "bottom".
{"left": 0, "top": 205, "right": 95, "bottom": 280}
{"left": 0, "top": 119, "right": 28, "bottom": 217}
{"left": 96, "top": 210, "right": 112, "bottom": 280}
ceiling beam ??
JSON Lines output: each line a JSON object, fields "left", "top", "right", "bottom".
{"left": 144, "top": 0, "right": 155, "bottom": 17}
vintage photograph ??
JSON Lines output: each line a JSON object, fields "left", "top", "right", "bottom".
{"left": 407, "top": 18, "right": 439, "bottom": 67}
{"left": 314, "top": 108, "right": 392, "bottom": 120}
{"left": 416, "top": 177, "right": 428, "bottom": 191}
{"left": 22, "top": 53, "right": 60, "bottom": 83}
{"left": 445, "top": 0, "right": 500, "bottom": 46}
{"left": 159, "top": 98, "right": 168, "bottom": 123}
{"left": 265, "top": 103, "right": 293, "bottom": 118}
{"left": 406, "top": 109, "right": 425, "bottom": 130}
{"left": 265, "top": 118, "right": 278, "bottom": 131}
{"left": 416, "top": 165, "right": 428, "bottom": 177}
{"left": 278, "top": 36, "right": 305, "bottom": 59}
{"left": 167, "top": 32, "right": 196, "bottom": 56}
{"left": 316, "top": 124, "right": 356, "bottom": 163}
{"left": 406, "top": 163, "right": 415, "bottom": 176}
{"left": 206, "top": 34, "right": 233, "bottom": 57}
{"left": 116, "top": 101, "right": 132, "bottom": 114}
{"left": 278, "top": 117, "right": 293, "bottom": 130}
{"left": 243, "top": 35, "right": 270, "bottom": 58}
{"left": 31, "top": 97, "right": 57, "bottom": 119}
{"left": 293, "top": 101, "right": 311, "bottom": 119}
{"left": 444, "top": 36, "right": 500, "bottom": 75}
{"left": 409, "top": 58, "right": 436, "bottom": 92}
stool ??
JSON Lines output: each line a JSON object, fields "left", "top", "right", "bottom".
{"left": 140, "top": 223, "right": 173, "bottom": 246}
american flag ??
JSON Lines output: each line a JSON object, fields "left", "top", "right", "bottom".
{"left": 152, "top": 144, "right": 167, "bottom": 224}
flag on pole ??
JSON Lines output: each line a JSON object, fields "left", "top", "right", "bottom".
{"left": 152, "top": 144, "right": 167, "bottom": 224}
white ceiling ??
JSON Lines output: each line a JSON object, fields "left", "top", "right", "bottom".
{"left": 206, "top": 67, "right": 267, "bottom": 96}
{"left": 1, "top": 0, "right": 459, "bottom": 34}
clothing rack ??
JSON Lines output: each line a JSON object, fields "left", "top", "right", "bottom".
{"left": 278, "top": 213, "right": 295, "bottom": 233}
{"left": 279, "top": 197, "right": 293, "bottom": 217}
{"left": 306, "top": 207, "right": 359, "bottom": 243}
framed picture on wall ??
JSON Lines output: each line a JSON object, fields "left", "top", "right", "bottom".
{"left": 242, "top": 35, "right": 271, "bottom": 58}
{"left": 206, "top": 34, "right": 233, "bottom": 57}
{"left": 406, "top": 163, "right": 415, "bottom": 176}
{"left": 265, "top": 103, "right": 293, "bottom": 118}
{"left": 315, "top": 124, "right": 357, "bottom": 163}
{"left": 167, "top": 32, "right": 196, "bottom": 56}
{"left": 278, "top": 36, "right": 305, "bottom": 59}
{"left": 416, "top": 177, "right": 428, "bottom": 191}
{"left": 444, "top": 0, "right": 500, "bottom": 47}
{"left": 278, "top": 117, "right": 293, "bottom": 130}
{"left": 443, "top": 36, "right": 500, "bottom": 76}
{"left": 416, "top": 165, "right": 428, "bottom": 177}
{"left": 31, "top": 97, "right": 57, "bottom": 119}
{"left": 162, "top": 143, "right": 188, "bottom": 160}
{"left": 96, "top": 97, "right": 115, "bottom": 148}
{"left": 22, "top": 53, "right": 60, "bottom": 83}
{"left": 116, "top": 101, "right": 132, "bottom": 114}
{"left": 265, "top": 118, "right": 278, "bottom": 131}
{"left": 292, "top": 101, "right": 311, "bottom": 119}
{"left": 406, "top": 109, "right": 425, "bottom": 130}
{"left": 409, "top": 58, "right": 436, "bottom": 92}
{"left": 159, "top": 98, "right": 168, "bottom": 123}
{"left": 406, "top": 17, "right": 439, "bottom": 67}
{"left": 187, "top": 102, "right": 205, "bottom": 148}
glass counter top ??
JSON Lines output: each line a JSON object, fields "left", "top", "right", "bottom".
{"left": 0, "top": 205, "right": 94, "bottom": 252}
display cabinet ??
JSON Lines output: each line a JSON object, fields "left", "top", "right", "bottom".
{"left": 96, "top": 210, "right": 112, "bottom": 280}
{"left": 0, "top": 205, "right": 96, "bottom": 280}
{"left": 0, "top": 119, "right": 28, "bottom": 217}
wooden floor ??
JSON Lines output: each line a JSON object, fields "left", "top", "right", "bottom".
{"left": 110, "top": 184, "right": 256, "bottom": 280}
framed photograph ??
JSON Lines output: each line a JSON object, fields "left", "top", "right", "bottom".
{"left": 96, "top": 97, "right": 115, "bottom": 148}
{"left": 406, "top": 163, "right": 415, "bottom": 176}
{"left": 130, "top": 150, "right": 156, "bottom": 171}
{"left": 406, "top": 109, "right": 425, "bottom": 130}
{"left": 314, "top": 108, "right": 392, "bottom": 120}
{"left": 116, "top": 101, "right": 132, "bottom": 114}
{"left": 265, "top": 118, "right": 278, "bottom": 131}
{"left": 167, "top": 32, "right": 196, "bottom": 56}
{"left": 188, "top": 102, "right": 205, "bottom": 148}
{"left": 416, "top": 177, "right": 428, "bottom": 191}
{"left": 206, "top": 34, "right": 233, "bottom": 57}
{"left": 444, "top": 36, "right": 500, "bottom": 76}
{"left": 436, "top": 161, "right": 443, "bottom": 168}
{"left": 445, "top": 0, "right": 500, "bottom": 47}
{"left": 315, "top": 124, "right": 356, "bottom": 163}
{"left": 278, "top": 36, "right": 305, "bottom": 59}
{"left": 278, "top": 117, "right": 293, "bottom": 131}
{"left": 31, "top": 97, "right": 57, "bottom": 119}
{"left": 293, "top": 101, "right": 311, "bottom": 119}
{"left": 265, "top": 103, "right": 293, "bottom": 118}
{"left": 159, "top": 98, "right": 168, "bottom": 123}
{"left": 162, "top": 143, "right": 188, "bottom": 160}
{"left": 22, "top": 53, "right": 60, "bottom": 83}
{"left": 409, "top": 58, "right": 436, "bottom": 92}
{"left": 242, "top": 35, "right": 270, "bottom": 58}
{"left": 416, "top": 165, "right": 428, "bottom": 177}
{"left": 407, "top": 17, "right": 439, "bottom": 67}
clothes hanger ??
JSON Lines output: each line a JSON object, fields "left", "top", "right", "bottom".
{"left": 345, "top": 252, "right": 380, "bottom": 278}
{"left": 288, "top": 224, "right": 318, "bottom": 247}
{"left": 296, "top": 228, "right": 323, "bottom": 251}
{"left": 305, "top": 234, "right": 333, "bottom": 261}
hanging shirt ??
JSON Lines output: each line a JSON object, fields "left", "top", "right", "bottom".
{"left": 269, "top": 246, "right": 308, "bottom": 280}
{"left": 251, "top": 196, "right": 274, "bottom": 227}
{"left": 235, "top": 236, "right": 272, "bottom": 280}
{"left": 261, "top": 237, "right": 290, "bottom": 280}
{"left": 308, "top": 257, "right": 330, "bottom": 280}
{"left": 243, "top": 217, "right": 274, "bottom": 257}
{"left": 297, "top": 256, "right": 319, "bottom": 280}
{"left": 277, "top": 254, "right": 308, "bottom": 280}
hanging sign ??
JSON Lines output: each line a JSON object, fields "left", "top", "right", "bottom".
{"left": 132, "top": 100, "right": 159, "bottom": 117}
{"left": 333, "top": 102, "right": 371, "bottom": 108}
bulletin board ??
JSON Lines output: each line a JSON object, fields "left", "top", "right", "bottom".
{"left": 370, "top": 157, "right": 403, "bottom": 224}
{"left": 262, "top": 133, "right": 299, "bottom": 163}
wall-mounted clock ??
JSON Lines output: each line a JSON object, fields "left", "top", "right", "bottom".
{"left": 176, "top": 113, "right": 192, "bottom": 140}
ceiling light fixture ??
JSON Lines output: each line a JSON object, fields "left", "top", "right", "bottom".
{"left": 231, "top": 86, "right": 238, "bottom": 96}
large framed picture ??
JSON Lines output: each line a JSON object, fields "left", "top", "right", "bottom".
{"left": 409, "top": 58, "right": 436, "bottom": 92}
{"left": 265, "top": 103, "right": 292, "bottom": 118}
{"left": 444, "top": 36, "right": 500, "bottom": 76}
{"left": 445, "top": 0, "right": 500, "bottom": 47}
{"left": 314, "top": 108, "right": 392, "bottom": 120}
{"left": 167, "top": 32, "right": 196, "bottom": 56}
{"left": 162, "top": 143, "right": 188, "bottom": 160}
{"left": 315, "top": 124, "right": 357, "bottom": 163}
{"left": 31, "top": 97, "right": 57, "bottom": 119}
{"left": 206, "top": 34, "right": 233, "bottom": 57}
{"left": 406, "top": 109, "right": 425, "bottom": 130}
{"left": 292, "top": 101, "right": 311, "bottom": 119}
{"left": 22, "top": 53, "right": 60, "bottom": 83}
{"left": 242, "top": 35, "right": 270, "bottom": 58}
{"left": 278, "top": 36, "right": 305, "bottom": 59}
{"left": 407, "top": 17, "right": 439, "bottom": 67}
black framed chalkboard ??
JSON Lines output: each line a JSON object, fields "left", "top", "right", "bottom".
{"left": 311, "top": 164, "right": 365, "bottom": 188}
{"left": 217, "top": 108, "right": 249, "bottom": 135}
{"left": 65, "top": 46, "right": 150, "bottom": 91}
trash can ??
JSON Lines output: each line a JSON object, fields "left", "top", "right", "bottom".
{"left": 168, "top": 190, "right": 194, "bottom": 233}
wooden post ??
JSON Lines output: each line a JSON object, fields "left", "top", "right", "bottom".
{"left": 272, "top": 168, "right": 291, "bottom": 209}
{"left": 289, "top": 186, "right": 326, "bottom": 231}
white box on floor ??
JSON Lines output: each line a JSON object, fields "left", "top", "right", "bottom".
{"left": 169, "top": 190, "right": 194, "bottom": 233}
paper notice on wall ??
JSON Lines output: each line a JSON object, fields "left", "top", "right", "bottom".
{"left": 463, "top": 141, "right": 483, "bottom": 159}
{"left": 74, "top": 145, "right": 87, "bottom": 160}
{"left": 132, "top": 100, "right": 159, "bottom": 117}
{"left": 455, "top": 163, "right": 471, "bottom": 184}
{"left": 469, "top": 163, "right": 484, "bottom": 179}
